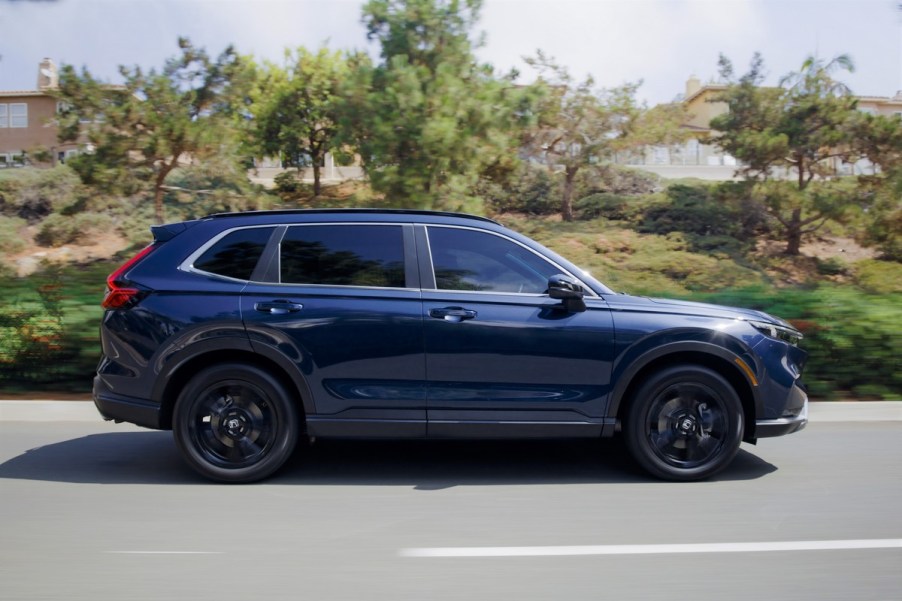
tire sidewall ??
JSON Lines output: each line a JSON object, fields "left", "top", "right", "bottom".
{"left": 173, "top": 363, "right": 299, "bottom": 483}
{"left": 625, "top": 365, "right": 744, "bottom": 481}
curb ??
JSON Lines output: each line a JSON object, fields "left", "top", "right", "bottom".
{"left": 1, "top": 400, "right": 900, "bottom": 423}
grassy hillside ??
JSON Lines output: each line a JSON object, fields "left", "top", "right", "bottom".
{"left": 1, "top": 167, "right": 899, "bottom": 398}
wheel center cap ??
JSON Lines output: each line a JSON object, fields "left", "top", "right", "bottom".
{"left": 677, "top": 416, "right": 697, "bottom": 435}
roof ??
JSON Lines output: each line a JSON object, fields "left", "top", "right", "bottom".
{"left": 0, "top": 90, "right": 54, "bottom": 98}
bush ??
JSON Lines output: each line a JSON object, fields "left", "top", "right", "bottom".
{"left": 482, "top": 165, "right": 558, "bottom": 215}
{"left": 0, "top": 216, "right": 27, "bottom": 255}
{"left": 694, "top": 285, "right": 902, "bottom": 399}
{"left": 0, "top": 165, "right": 84, "bottom": 221}
{"left": 35, "top": 212, "right": 114, "bottom": 247}
{"left": 575, "top": 193, "right": 632, "bottom": 220}
{"left": 274, "top": 171, "right": 301, "bottom": 194}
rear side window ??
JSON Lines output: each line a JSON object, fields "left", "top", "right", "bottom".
{"left": 194, "top": 227, "right": 273, "bottom": 281}
{"left": 281, "top": 225, "right": 406, "bottom": 288}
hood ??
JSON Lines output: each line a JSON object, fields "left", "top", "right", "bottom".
{"left": 606, "top": 294, "right": 796, "bottom": 330}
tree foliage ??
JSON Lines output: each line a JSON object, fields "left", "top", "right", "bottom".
{"left": 523, "top": 52, "right": 687, "bottom": 221}
{"left": 56, "top": 38, "right": 248, "bottom": 223}
{"left": 710, "top": 53, "right": 865, "bottom": 254}
{"left": 250, "top": 47, "right": 350, "bottom": 196}
{"left": 341, "top": 0, "right": 536, "bottom": 211}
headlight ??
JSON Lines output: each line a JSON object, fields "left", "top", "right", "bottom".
{"left": 749, "top": 320, "right": 803, "bottom": 346}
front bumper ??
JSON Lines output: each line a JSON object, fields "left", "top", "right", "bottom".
{"left": 756, "top": 386, "right": 808, "bottom": 438}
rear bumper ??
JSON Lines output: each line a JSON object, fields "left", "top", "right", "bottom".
{"left": 93, "top": 376, "right": 163, "bottom": 430}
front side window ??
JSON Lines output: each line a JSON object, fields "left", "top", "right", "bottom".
{"left": 427, "top": 227, "right": 560, "bottom": 293}
{"left": 281, "top": 224, "right": 406, "bottom": 288}
{"left": 193, "top": 227, "right": 273, "bottom": 281}
{"left": 10, "top": 103, "right": 27, "bottom": 128}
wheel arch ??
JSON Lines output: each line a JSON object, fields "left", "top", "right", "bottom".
{"left": 609, "top": 342, "right": 759, "bottom": 442}
{"left": 153, "top": 342, "right": 314, "bottom": 430}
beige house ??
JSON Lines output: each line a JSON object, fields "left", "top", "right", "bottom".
{"left": 621, "top": 76, "right": 902, "bottom": 180}
{"left": 0, "top": 59, "right": 84, "bottom": 168}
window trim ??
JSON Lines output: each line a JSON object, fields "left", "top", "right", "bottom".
{"left": 421, "top": 224, "right": 598, "bottom": 298}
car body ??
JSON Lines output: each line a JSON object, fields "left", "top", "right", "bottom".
{"left": 93, "top": 209, "right": 808, "bottom": 482}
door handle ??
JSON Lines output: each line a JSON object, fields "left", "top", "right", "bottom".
{"left": 254, "top": 300, "right": 304, "bottom": 315}
{"left": 429, "top": 307, "right": 477, "bottom": 322}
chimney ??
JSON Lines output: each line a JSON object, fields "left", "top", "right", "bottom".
{"left": 37, "top": 58, "right": 58, "bottom": 90}
{"left": 686, "top": 75, "right": 701, "bottom": 99}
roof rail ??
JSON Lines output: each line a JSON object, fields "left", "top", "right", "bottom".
{"left": 204, "top": 208, "right": 500, "bottom": 225}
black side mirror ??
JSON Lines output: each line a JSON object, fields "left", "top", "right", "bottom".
{"left": 547, "top": 274, "right": 587, "bottom": 313}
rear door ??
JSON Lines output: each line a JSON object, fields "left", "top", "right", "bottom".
{"left": 240, "top": 222, "right": 426, "bottom": 437}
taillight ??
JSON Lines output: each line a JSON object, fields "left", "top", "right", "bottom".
{"left": 102, "top": 245, "right": 156, "bottom": 310}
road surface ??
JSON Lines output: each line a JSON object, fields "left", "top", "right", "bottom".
{"left": 1, "top": 415, "right": 900, "bottom": 600}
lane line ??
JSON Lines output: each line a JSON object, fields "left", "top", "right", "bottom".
{"left": 107, "top": 551, "right": 224, "bottom": 555}
{"left": 401, "top": 538, "right": 902, "bottom": 558}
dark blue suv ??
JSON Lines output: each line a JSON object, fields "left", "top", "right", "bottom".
{"left": 93, "top": 209, "right": 808, "bottom": 482}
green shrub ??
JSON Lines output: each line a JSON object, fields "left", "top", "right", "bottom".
{"left": 274, "top": 171, "right": 301, "bottom": 194}
{"left": 35, "top": 212, "right": 114, "bottom": 247}
{"left": 482, "top": 165, "right": 558, "bottom": 215}
{"left": 0, "top": 165, "right": 84, "bottom": 221}
{"left": 0, "top": 216, "right": 27, "bottom": 255}
{"left": 853, "top": 259, "right": 902, "bottom": 294}
{"left": 693, "top": 285, "right": 901, "bottom": 399}
{"left": 575, "top": 193, "right": 632, "bottom": 220}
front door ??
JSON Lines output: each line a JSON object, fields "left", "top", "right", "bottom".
{"left": 420, "top": 225, "right": 615, "bottom": 437}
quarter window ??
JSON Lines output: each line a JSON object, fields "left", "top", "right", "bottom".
{"left": 427, "top": 227, "right": 560, "bottom": 293}
{"left": 194, "top": 227, "right": 274, "bottom": 281}
{"left": 280, "top": 225, "right": 406, "bottom": 287}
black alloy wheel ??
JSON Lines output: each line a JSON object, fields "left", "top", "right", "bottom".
{"left": 625, "top": 365, "right": 744, "bottom": 481}
{"left": 173, "top": 364, "right": 300, "bottom": 483}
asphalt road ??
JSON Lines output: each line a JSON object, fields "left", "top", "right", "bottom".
{"left": 1, "top": 418, "right": 900, "bottom": 601}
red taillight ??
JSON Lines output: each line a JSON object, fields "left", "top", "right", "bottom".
{"left": 102, "top": 245, "right": 156, "bottom": 310}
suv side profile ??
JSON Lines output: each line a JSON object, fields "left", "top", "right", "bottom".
{"left": 94, "top": 209, "right": 808, "bottom": 482}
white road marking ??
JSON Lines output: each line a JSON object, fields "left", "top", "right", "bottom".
{"left": 107, "top": 551, "right": 224, "bottom": 555}
{"left": 401, "top": 538, "right": 902, "bottom": 558}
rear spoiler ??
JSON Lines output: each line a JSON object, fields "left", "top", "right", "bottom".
{"left": 150, "top": 219, "right": 201, "bottom": 242}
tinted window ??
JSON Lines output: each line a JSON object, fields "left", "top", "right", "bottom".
{"left": 194, "top": 227, "right": 273, "bottom": 280}
{"left": 428, "top": 227, "right": 560, "bottom": 293}
{"left": 281, "top": 225, "right": 406, "bottom": 287}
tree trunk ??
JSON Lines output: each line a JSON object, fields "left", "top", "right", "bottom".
{"left": 785, "top": 207, "right": 802, "bottom": 255}
{"left": 561, "top": 166, "right": 577, "bottom": 222}
{"left": 312, "top": 162, "right": 322, "bottom": 196}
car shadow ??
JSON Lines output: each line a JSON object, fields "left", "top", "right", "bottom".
{"left": 0, "top": 431, "right": 777, "bottom": 486}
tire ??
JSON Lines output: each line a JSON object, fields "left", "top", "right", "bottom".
{"left": 173, "top": 363, "right": 300, "bottom": 483}
{"left": 624, "top": 365, "right": 744, "bottom": 481}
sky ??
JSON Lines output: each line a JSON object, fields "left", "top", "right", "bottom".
{"left": 1, "top": 0, "right": 900, "bottom": 105}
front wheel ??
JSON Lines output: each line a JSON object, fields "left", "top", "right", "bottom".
{"left": 624, "top": 365, "right": 744, "bottom": 481}
{"left": 173, "top": 363, "right": 300, "bottom": 483}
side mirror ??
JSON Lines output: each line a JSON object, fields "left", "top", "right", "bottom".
{"left": 547, "top": 274, "right": 587, "bottom": 313}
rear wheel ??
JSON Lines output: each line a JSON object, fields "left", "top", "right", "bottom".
{"left": 624, "top": 365, "right": 743, "bottom": 481}
{"left": 173, "top": 363, "right": 299, "bottom": 483}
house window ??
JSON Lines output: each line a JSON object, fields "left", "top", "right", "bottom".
{"left": 0, "top": 104, "right": 7, "bottom": 128}
{"left": 9, "top": 103, "right": 28, "bottom": 128}
{"left": 858, "top": 107, "right": 877, "bottom": 116}
{"left": 0, "top": 153, "right": 9, "bottom": 167}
